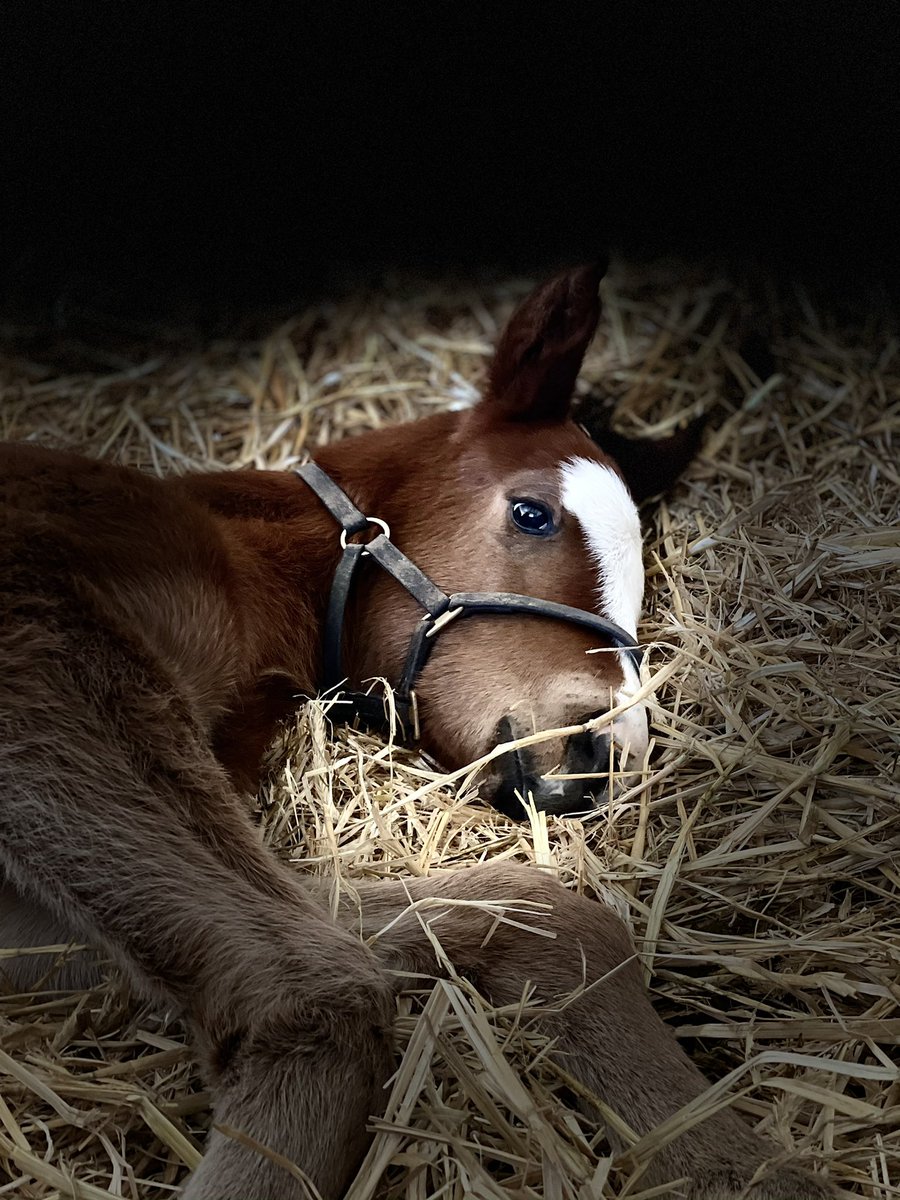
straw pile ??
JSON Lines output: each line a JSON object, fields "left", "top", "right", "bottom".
{"left": 0, "top": 263, "right": 897, "bottom": 1199}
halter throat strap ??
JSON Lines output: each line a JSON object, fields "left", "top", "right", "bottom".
{"left": 295, "top": 461, "right": 643, "bottom": 737}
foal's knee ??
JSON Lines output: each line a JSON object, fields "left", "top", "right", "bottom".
{"left": 193, "top": 925, "right": 395, "bottom": 1089}
{"left": 185, "top": 953, "right": 395, "bottom": 1200}
{"left": 412, "top": 862, "right": 638, "bottom": 998}
{"left": 481, "top": 865, "right": 636, "bottom": 990}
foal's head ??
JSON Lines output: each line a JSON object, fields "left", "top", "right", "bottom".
{"left": 327, "top": 265, "right": 701, "bottom": 818}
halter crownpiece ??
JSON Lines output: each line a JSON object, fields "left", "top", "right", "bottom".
{"left": 296, "top": 461, "right": 644, "bottom": 739}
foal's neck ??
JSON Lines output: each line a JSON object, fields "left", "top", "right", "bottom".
{"left": 175, "top": 468, "right": 340, "bottom": 692}
{"left": 173, "top": 413, "right": 460, "bottom": 786}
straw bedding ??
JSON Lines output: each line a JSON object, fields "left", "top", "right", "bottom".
{"left": 0, "top": 263, "right": 897, "bottom": 1198}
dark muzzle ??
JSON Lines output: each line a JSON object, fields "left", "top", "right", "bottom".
{"left": 493, "top": 718, "right": 617, "bottom": 819}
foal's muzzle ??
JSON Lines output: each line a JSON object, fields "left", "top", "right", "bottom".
{"left": 492, "top": 717, "right": 618, "bottom": 820}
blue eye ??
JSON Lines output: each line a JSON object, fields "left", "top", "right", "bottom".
{"left": 510, "top": 499, "right": 556, "bottom": 536}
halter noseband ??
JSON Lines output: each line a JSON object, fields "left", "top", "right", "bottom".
{"left": 296, "top": 461, "right": 644, "bottom": 738}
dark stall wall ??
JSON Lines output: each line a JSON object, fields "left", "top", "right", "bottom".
{"left": 2, "top": 4, "right": 898, "bottom": 320}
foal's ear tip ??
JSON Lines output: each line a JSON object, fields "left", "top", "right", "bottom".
{"left": 482, "top": 260, "right": 608, "bottom": 425}
{"left": 565, "top": 259, "right": 608, "bottom": 291}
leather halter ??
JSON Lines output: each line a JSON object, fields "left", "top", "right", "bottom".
{"left": 296, "top": 461, "right": 644, "bottom": 738}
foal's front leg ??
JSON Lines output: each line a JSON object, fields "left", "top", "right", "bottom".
{"left": 340, "top": 865, "right": 834, "bottom": 1200}
{"left": 1, "top": 650, "right": 392, "bottom": 1200}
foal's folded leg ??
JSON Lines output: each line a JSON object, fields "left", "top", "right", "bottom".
{"left": 0, "top": 689, "right": 393, "bottom": 1200}
{"left": 341, "top": 863, "right": 834, "bottom": 1200}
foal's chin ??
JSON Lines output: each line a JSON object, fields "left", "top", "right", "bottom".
{"left": 487, "top": 773, "right": 612, "bottom": 821}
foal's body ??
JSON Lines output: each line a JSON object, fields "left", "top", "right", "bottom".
{"left": 0, "top": 269, "right": 831, "bottom": 1198}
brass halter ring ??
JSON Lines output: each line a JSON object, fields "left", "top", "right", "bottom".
{"left": 339, "top": 516, "right": 391, "bottom": 550}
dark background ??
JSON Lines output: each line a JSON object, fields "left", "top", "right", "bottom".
{"left": 3, "top": 4, "right": 898, "bottom": 326}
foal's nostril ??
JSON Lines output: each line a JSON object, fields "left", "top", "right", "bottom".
{"left": 565, "top": 729, "right": 610, "bottom": 776}
{"left": 564, "top": 729, "right": 616, "bottom": 778}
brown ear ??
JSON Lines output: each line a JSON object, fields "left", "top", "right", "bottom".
{"left": 484, "top": 262, "right": 606, "bottom": 423}
{"left": 577, "top": 396, "right": 707, "bottom": 503}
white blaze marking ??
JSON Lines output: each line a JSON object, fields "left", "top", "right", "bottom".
{"left": 559, "top": 457, "right": 643, "bottom": 636}
{"left": 560, "top": 457, "right": 649, "bottom": 771}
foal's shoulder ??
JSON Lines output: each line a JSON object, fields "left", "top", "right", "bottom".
{"left": 0, "top": 443, "right": 242, "bottom": 722}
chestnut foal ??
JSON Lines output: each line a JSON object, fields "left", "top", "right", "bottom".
{"left": 0, "top": 267, "right": 831, "bottom": 1198}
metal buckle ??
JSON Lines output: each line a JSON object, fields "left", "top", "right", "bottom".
{"left": 425, "top": 605, "right": 464, "bottom": 638}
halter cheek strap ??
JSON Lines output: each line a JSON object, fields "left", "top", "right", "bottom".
{"left": 296, "top": 461, "right": 643, "bottom": 738}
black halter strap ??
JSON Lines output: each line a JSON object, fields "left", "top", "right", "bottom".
{"left": 296, "top": 461, "right": 644, "bottom": 737}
